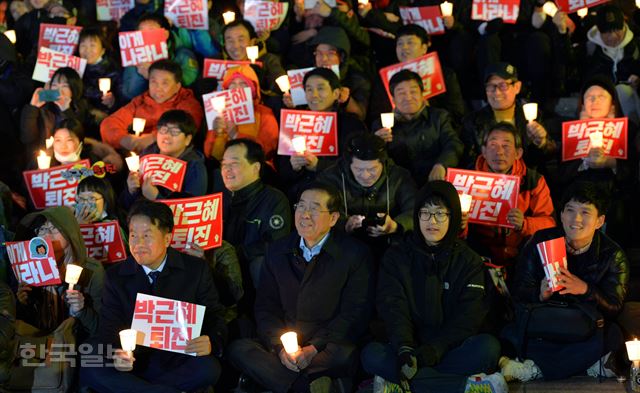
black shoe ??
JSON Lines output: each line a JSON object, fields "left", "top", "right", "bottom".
{"left": 236, "top": 374, "right": 262, "bottom": 393}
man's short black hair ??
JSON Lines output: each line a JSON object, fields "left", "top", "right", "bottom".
{"left": 560, "top": 181, "right": 610, "bottom": 216}
{"left": 128, "top": 200, "right": 174, "bottom": 234}
{"left": 483, "top": 121, "right": 523, "bottom": 149}
{"left": 138, "top": 12, "right": 172, "bottom": 31}
{"left": 157, "top": 109, "right": 197, "bottom": 137}
{"left": 396, "top": 24, "right": 430, "bottom": 46}
{"left": 149, "top": 59, "right": 182, "bottom": 84}
{"left": 303, "top": 67, "right": 341, "bottom": 91}
{"left": 222, "top": 19, "right": 258, "bottom": 40}
{"left": 298, "top": 181, "right": 342, "bottom": 213}
{"left": 389, "top": 69, "right": 424, "bottom": 96}
{"left": 79, "top": 26, "right": 110, "bottom": 52}
{"left": 225, "top": 138, "right": 265, "bottom": 166}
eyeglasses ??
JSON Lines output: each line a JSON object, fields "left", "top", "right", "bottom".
{"left": 313, "top": 49, "right": 338, "bottom": 59}
{"left": 37, "top": 223, "right": 60, "bottom": 236}
{"left": 418, "top": 210, "right": 450, "bottom": 222}
{"left": 485, "top": 81, "right": 514, "bottom": 93}
{"left": 157, "top": 126, "right": 184, "bottom": 137}
{"left": 76, "top": 196, "right": 103, "bottom": 204}
{"left": 294, "top": 202, "right": 332, "bottom": 216}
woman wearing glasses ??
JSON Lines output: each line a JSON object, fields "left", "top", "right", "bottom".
{"left": 362, "top": 180, "right": 506, "bottom": 393}
{"left": 123, "top": 110, "right": 207, "bottom": 207}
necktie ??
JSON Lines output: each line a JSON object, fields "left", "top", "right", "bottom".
{"left": 148, "top": 271, "right": 160, "bottom": 292}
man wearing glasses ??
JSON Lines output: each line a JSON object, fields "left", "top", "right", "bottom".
{"left": 461, "top": 62, "right": 556, "bottom": 170}
{"left": 228, "top": 182, "right": 372, "bottom": 393}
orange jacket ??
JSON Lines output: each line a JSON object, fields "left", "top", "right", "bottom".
{"left": 100, "top": 88, "right": 203, "bottom": 149}
{"left": 465, "top": 156, "right": 556, "bottom": 266}
{"left": 203, "top": 65, "right": 279, "bottom": 161}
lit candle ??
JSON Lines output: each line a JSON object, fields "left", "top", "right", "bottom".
{"left": 211, "top": 96, "right": 226, "bottom": 113}
{"left": 627, "top": 339, "right": 640, "bottom": 361}
{"left": 637, "top": 0, "right": 640, "bottom": 9}
{"left": 246, "top": 46, "right": 259, "bottom": 63}
{"left": 542, "top": 2, "right": 558, "bottom": 17}
{"left": 4, "top": 30, "right": 16, "bottom": 44}
{"left": 119, "top": 328, "right": 138, "bottom": 367}
{"left": 125, "top": 152, "right": 140, "bottom": 172}
{"left": 280, "top": 331, "right": 299, "bottom": 354}
{"left": 358, "top": 0, "right": 368, "bottom": 5}
{"left": 275, "top": 75, "right": 291, "bottom": 93}
{"left": 45, "top": 136, "right": 54, "bottom": 149}
{"left": 577, "top": 7, "right": 588, "bottom": 18}
{"left": 99, "top": 78, "right": 111, "bottom": 95}
{"left": 380, "top": 113, "right": 394, "bottom": 129}
{"left": 589, "top": 131, "right": 603, "bottom": 149}
{"left": 37, "top": 150, "right": 51, "bottom": 170}
{"left": 132, "top": 118, "right": 146, "bottom": 137}
{"left": 222, "top": 11, "right": 236, "bottom": 25}
{"left": 292, "top": 136, "right": 306, "bottom": 154}
{"left": 522, "top": 103, "right": 538, "bottom": 122}
{"left": 440, "top": 1, "right": 453, "bottom": 17}
{"left": 459, "top": 193, "right": 473, "bottom": 214}
{"left": 65, "top": 264, "right": 83, "bottom": 291}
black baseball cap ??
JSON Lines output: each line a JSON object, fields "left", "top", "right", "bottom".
{"left": 484, "top": 62, "right": 518, "bottom": 83}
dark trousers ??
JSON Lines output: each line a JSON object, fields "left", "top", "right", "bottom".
{"left": 228, "top": 338, "right": 357, "bottom": 393}
{"left": 80, "top": 352, "right": 221, "bottom": 393}
{"left": 361, "top": 334, "right": 500, "bottom": 393}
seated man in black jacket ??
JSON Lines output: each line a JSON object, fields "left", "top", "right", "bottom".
{"left": 361, "top": 180, "right": 506, "bottom": 393}
{"left": 228, "top": 182, "right": 373, "bottom": 393}
{"left": 501, "top": 181, "right": 629, "bottom": 382}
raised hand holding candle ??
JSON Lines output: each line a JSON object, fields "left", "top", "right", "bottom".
{"left": 440, "top": 1, "right": 453, "bottom": 17}
{"left": 381, "top": 113, "right": 394, "bottom": 129}
{"left": 292, "top": 136, "right": 306, "bottom": 154}
{"left": 543, "top": 2, "right": 558, "bottom": 17}
{"left": 211, "top": 96, "right": 226, "bottom": 115}
{"left": 125, "top": 152, "right": 140, "bottom": 172}
{"left": 65, "top": 264, "right": 83, "bottom": 290}
{"left": 246, "top": 46, "right": 259, "bottom": 63}
{"left": 522, "top": 103, "right": 538, "bottom": 123}
{"left": 99, "top": 78, "right": 111, "bottom": 95}
{"left": 132, "top": 118, "right": 146, "bottom": 137}
{"left": 589, "top": 131, "right": 603, "bottom": 149}
{"left": 280, "top": 331, "right": 299, "bottom": 354}
{"left": 4, "top": 30, "right": 16, "bottom": 44}
{"left": 275, "top": 75, "right": 291, "bottom": 93}
{"left": 223, "top": 11, "right": 236, "bottom": 25}
{"left": 577, "top": 7, "right": 588, "bottom": 18}
{"left": 37, "top": 150, "right": 51, "bottom": 169}
{"left": 459, "top": 193, "right": 472, "bottom": 213}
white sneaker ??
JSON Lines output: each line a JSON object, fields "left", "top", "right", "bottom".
{"left": 499, "top": 356, "right": 543, "bottom": 382}
{"left": 464, "top": 372, "right": 509, "bottom": 393}
{"left": 372, "top": 376, "right": 404, "bottom": 393}
{"left": 586, "top": 352, "right": 617, "bottom": 378}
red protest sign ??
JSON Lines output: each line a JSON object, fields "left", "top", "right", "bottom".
{"left": 160, "top": 194, "right": 223, "bottom": 251}
{"left": 202, "top": 59, "right": 263, "bottom": 79}
{"left": 287, "top": 65, "right": 340, "bottom": 107}
{"left": 97, "top": 0, "right": 134, "bottom": 21}
{"left": 556, "top": 0, "right": 610, "bottom": 13}
{"left": 446, "top": 168, "right": 520, "bottom": 228}
{"left": 379, "top": 52, "right": 446, "bottom": 105}
{"left": 278, "top": 109, "right": 338, "bottom": 156}
{"left": 536, "top": 237, "right": 567, "bottom": 292}
{"left": 140, "top": 154, "right": 188, "bottom": 192}
{"left": 23, "top": 160, "right": 91, "bottom": 209}
{"left": 399, "top": 6, "right": 445, "bottom": 35}
{"left": 164, "top": 0, "right": 208, "bottom": 30}
{"left": 471, "top": 0, "right": 520, "bottom": 24}
{"left": 119, "top": 29, "right": 169, "bottom": 67}
{"left": 561, "top": 117, "right": 628, "bottom": 161}
{"left": 6, "top": 237, "right": 61, "bottom": 287}
{"left": 244, "top": 0, "right": 289, "bottom": 33}
{"left": 38, "top": 24, "right": 82, "bottom": 55}
{"left": 33, "top": 47, "right": 87, "bottom": 83}
{"left": 202, "top": 87, "right": 255, "bottom": 130}
{"left": 80, "top": 222, "right": 127, "bottom": 264}
{"left": 131, "top": 293, "right": 206, "bottom": 355}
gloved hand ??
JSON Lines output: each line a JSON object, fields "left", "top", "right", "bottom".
{"left": 397, "top": 346, "right": 418, "bottom": 380}
{"left": 485, "top": 18, "right": 504, "bottom": 34}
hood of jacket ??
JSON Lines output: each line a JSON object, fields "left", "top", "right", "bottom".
{"left": 587, "top": 24, "right": 634, "bottom": 64}
{"left": 222, "top": 64, "right": 261, "bottom": 101}
{"left": 16, "top": 206, "right": 88, "bottom": 267}
{"left": 412, "top": 180, "right": 461, "bottom": 249}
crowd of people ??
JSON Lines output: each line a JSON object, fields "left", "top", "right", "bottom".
{"left": 0, "top": 0, "right": 639, "bottom": 392}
